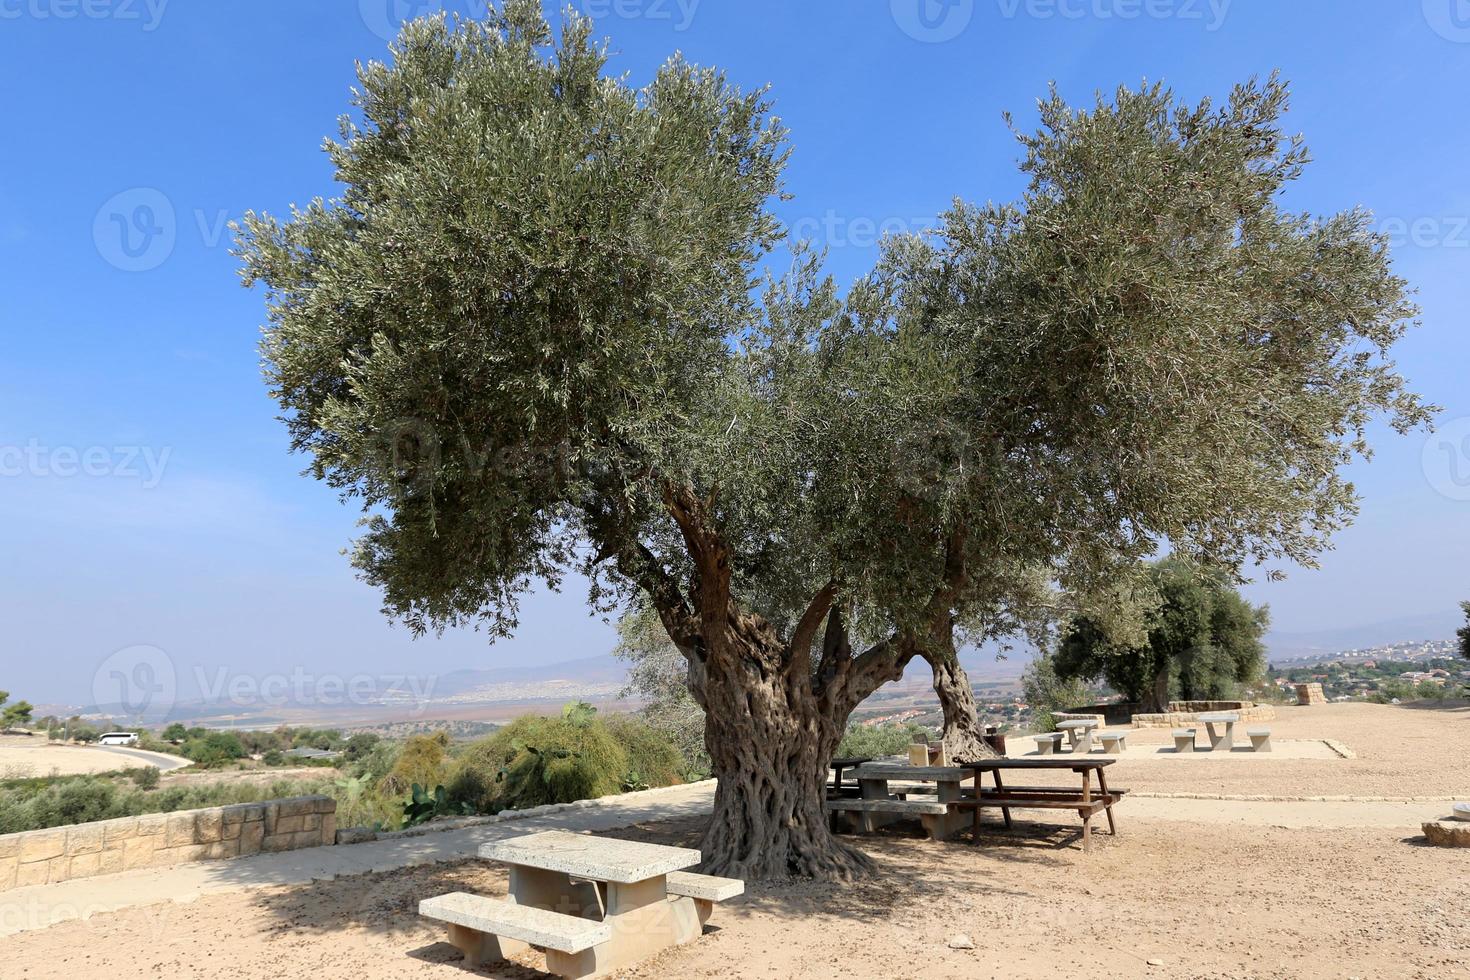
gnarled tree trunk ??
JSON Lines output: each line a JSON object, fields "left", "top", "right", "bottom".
{"left": 928, "top": 652, "right": 996, "bottom": 763}
{"left": 696, "top": 609, "right": 914, "bottom": 880}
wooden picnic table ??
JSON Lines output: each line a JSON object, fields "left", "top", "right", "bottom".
{"left": 473, "top": 830, "right": 712, "bottom": 976}
{"left": 836, "top": 763, "right": 974, "bottom": 840}
{"left": 829, "top": 756, "right": 873, "bottom": 796}
{"left": 959, "top": 758, "right": 1125, "bottom": 851}
{"left": 1197, "top": 712, "right": 1241, "bottom": 750}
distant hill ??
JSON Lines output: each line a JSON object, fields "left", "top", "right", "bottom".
{"left": 431, "top": 654, "right": 627, "bottom": 697}
{"left": 1264, "top": 610, "right": 1464, "bottom": 663}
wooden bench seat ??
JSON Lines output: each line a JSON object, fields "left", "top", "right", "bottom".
{"left": 420, "top": 892, "right": 611, "bottom": 966}
{"left": 823, "top": 797, "right": 951, "bottom": 815}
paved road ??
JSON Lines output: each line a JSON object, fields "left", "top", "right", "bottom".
{"left": 91, "top": 745, "right": 192, "bottom": 771}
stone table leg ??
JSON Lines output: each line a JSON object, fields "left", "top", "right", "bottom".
{"left": 545, "top": 875, "right": 696, "bottom": 979}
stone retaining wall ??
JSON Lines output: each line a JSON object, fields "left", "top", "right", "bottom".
{"left": 1131, "top": 701, "right": 1276, "bottom": 728}
{"left": 0, "top": 795, "right": 335, "bottom": 892}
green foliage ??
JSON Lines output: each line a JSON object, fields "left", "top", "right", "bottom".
{"left": 1, "top": 693, "right": 34, "bottom": 731}
{"left": 378, "top": 732, "right": 450, "bottom": 797}
{"left": 67, "top": 720, "right": 99, "bottom": 743}
{"left": 180, "top": 732, "right": 247, "bottom": 767}
{"left": 1021, "top": 653, "right": 1091, "bottom": 733}
{"left": 402, "top": 782, "right": 474, "bottom": 827}
{"left": 603, "top": 714, "right": 685, "bottom": 788}
{"left": 129, "top": 767, "right": 161, "bottom": 790}
{"left": 615, "top": 603, "right": 709, "bottom": 779}
{"left": 835, "top": 722, "right": 932, "bottom": 759}
{"left": 160, "top": 723, "right": 188, "bottom": 743}
{"left": 448, "top": 709, "right": 641, "bottom": 813}
{"left": 1055, "top": 559, "right": 1268, "bottom": 712}
{"left": 0, "top": 773, "right": 339, "bottom": 835}
{"left": 1458, "top": 601, "right": 1470, "bottom": 662}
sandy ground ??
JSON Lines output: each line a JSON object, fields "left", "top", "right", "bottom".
{"left": 5, "top": 703, "right": 1469, "bottom": 979}
{"left": 0, "top": 738, "right": 189, "bottom": 778}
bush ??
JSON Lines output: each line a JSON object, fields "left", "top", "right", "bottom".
{"left": 604, "top": 715, "right": 684, "bottom": 788}
{"left": 378, "top": 732, "right": 450, "bottom": 797}
{"left": 1021, "top": 653, "right": 1090, "bottom": 733}
{"left": 448, "top": 708, "right": 629, "bottom": 813}
{"left": 130, "top": 767, "right": 160, "bottom": 790}
{"left": 181, "top": 732, "right": 247, "bottom": 767}
{"left": 836, "top": 722, "right": 932, "bottom": 759}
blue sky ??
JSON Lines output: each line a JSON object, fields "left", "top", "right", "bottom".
{"left": 2, "top": 1, "right": 1467, "bottom": 705}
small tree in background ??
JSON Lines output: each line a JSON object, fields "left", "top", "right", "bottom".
{"left": 615, "top": 603, "right": 710, "bottom": 780}
{"left": 1457, "top": 601, "right": 1470, "bottom": 661}
{"left": 0, "top": 692, "right": 34, "bottom": 732}
{"left": 1021, "top": 653, "right": 1091, "bottom": 733}
{"left": 1055, "top": 559, "right": 1269, "bottom": 713}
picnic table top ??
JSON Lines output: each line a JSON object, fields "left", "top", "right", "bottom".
{"left": 478, "top": 830, "right": 700, "bottom": 884}
{"left": 855, "top": 763, "right": 971, "bottom": 781}
{"left": 961, "top": 758, "right": 1116, "bottom": 771}
{"left": 1055, "top": 719, "right": 1100, "bottom": 729}
{"left": 830, "top": 756, "right": 873, "bottom": 768}
{"left": 1197, "top": 712, "right": 1241, "bottom": 723}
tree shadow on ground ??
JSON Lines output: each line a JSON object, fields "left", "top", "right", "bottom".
{"left": 1396, "top": 698, "right": 1470, "bottom": 713}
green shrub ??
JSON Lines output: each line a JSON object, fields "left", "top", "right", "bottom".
{"left": 130, "top": 767, "right": 160, "bottom": 790}
{"left": 378, "top": 732, "right": 450, "bottom": 797}
{"left": 604, "top": 715, "right": 684, "bottom": 788}
{"left": 836, "top": 722, "right": 932, "bottom": 759}
{"left": 448, "top": 709, "right": 629, "bottom": 813}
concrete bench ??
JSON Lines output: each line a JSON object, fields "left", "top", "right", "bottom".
{"left": 1033, "top": 733, "right": 1064, "bottom": 755}
{"left": 420, "top": 891, "right": 611, "bottom": 967}
{"left": 1173, "top": 728, "right": 1196, "bottom": 753}
{"left": 1097, "top": 731, "right": 1129, "bottom": 754}
{"left": 1247, "top": 728, "right": 1272, "bottom": 752}
{"left": 665, "top": 871, "right": 743, "bottom": 929}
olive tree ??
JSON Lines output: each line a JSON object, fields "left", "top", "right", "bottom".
{"left": 1055, "top": 558, "right": 1269, "bottom": 712}
{"left": 237, "top": 3, "right": 1429, "bottom": 879}
{"left": 1457, "top": 601, "right": 1470, "bottom": 661}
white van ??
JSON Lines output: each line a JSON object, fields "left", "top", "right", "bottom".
{"left": 98, "top": 732, "right": 139, "bottom": 746}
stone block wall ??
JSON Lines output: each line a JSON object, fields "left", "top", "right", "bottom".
{"left": 1130, "top": 701, "right": 1276, "bottom": 728}
{"left": 0, "top": 794, "right": 335, "bottom": 892}
{"left": 1295, "top": 683, "right": 1327, "bottom": 705}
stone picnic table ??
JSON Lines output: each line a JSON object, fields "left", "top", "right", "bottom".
{"left": 1197, "top": 711, "right": 1241, "bottom": 750}
{"left": 420, "top": 830, "right": 742, "bottom": 978}
{"left": 1055, "top": 718, "right": 1100, "bottom": 753}
{"left": 959, "top": 758, "right": 1125, "bottom": 852}
{"left": 827, "top": 763, "right": 974, "bottom": 840}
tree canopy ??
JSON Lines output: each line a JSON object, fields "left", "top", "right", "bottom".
{"left": 236, "top": 1, "right": 1429, "bottom": 879}
{"left": 1458, "top": 601, "right": 1470, "bottom": 661}
{"left": 1054, "top": 558, "right": 1270, "bottom": 712}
